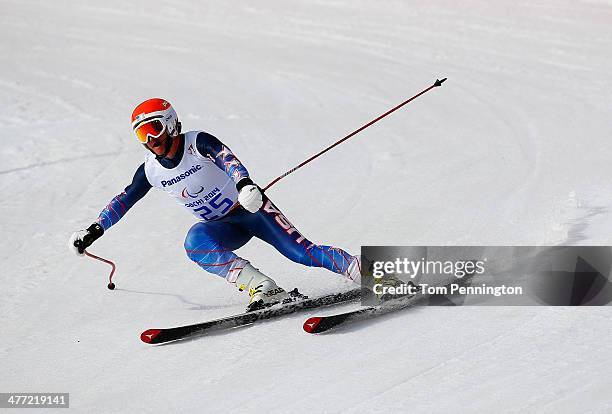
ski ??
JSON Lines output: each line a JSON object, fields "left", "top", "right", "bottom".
{"left": 303, "top": 275, "right": 477, "bottom": 334}
{"left": 303, "top": 291, "right": 421, "bottom": 334}
{"left": 141, "top": 288, "right": 361, "bottom": 344}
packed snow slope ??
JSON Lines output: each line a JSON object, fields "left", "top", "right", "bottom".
{"left": 2, "top": 1, "right": 612, "bottom": 412}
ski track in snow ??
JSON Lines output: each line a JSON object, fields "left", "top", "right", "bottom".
{"left": 1, "top": 0, "right": 612, "bottom": 412}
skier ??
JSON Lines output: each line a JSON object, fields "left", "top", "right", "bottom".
{"left": 70, "top": 98, "right": 361, "bottom": 311}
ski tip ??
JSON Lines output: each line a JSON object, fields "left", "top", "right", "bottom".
{"left": 303, "top": 317, "right": 322, "bottom": 334}
{"left": 140, "top": 329, "right": 162, "bottom": 344}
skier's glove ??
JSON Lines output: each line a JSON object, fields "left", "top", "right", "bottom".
{"left": 69, "top": 223, "right": 104, "bottom": 256}
{"left": 237, "top": 182, "right": 263, "bottom": 213}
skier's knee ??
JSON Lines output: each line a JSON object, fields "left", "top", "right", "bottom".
{"left": 184, "top": 223, "right": 209, "bottom": 256}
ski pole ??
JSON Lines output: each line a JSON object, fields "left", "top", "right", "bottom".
{"left": 263, "top": 77, "right": 447, "bottom": 191}
{"left": 84, "top": 250, "right": 117, "bottom": 290}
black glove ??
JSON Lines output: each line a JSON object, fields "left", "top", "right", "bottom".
{"left": 68, "top": 223, "right": 104, "bottom": 255}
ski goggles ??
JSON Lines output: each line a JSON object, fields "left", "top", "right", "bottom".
{"left": 133, "top": 117, "right": 166, "bottom": 143}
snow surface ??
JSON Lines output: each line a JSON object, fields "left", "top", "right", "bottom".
{"left": 2, "top": 0, "right": 612, "bottom": 412}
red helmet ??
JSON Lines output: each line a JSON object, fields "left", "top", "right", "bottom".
{"left": 131, "top": 98, "right": 180, "bottom": 143}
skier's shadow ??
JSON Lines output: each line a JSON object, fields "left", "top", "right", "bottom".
{"left": 113, "top": 287, "right": 237, "bottom": 311}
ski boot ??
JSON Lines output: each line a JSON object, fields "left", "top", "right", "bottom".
{"left": 346, "top": 256, "right": 419, "bottom": 302}
{"left": 376, "top": 276, "right": 418, "bottom": 302}
{"left": 235, "top": 264, "right": 289, "bottom": 312}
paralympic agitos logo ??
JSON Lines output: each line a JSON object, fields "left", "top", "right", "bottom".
{"left": 183, "top": 187, "right": 222, "bottom": 205}
{"left": 182, "top": 186, "right": 205, "bottom": 199}
{"left": 160, "top": 165, "right": 202, "bottom": 187}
